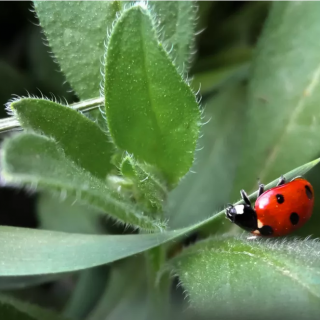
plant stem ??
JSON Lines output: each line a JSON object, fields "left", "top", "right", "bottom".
{"left": 0, "top": 96, "right": 104, "bottom": 134}
{"left": 145, "top": 246, "right": 171, "bottom": 320}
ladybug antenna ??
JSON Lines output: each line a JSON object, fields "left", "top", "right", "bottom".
{"left": 240, "top": 189, "right": 251, "bottom": 206}
{"left": 258, "top": 184, "right": 265, "bottom": 196}
{"left": 277, "top": 175, "right": 286, "bottom": 186}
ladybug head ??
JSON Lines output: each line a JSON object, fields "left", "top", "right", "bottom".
{"left": 225, "top": 204, "right": 258, "bottom": 231}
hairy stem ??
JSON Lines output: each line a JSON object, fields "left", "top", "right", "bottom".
{"left": 0, "top": 96, "right": 104, "bottom": 134}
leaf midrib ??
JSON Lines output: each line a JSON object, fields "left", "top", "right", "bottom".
{"left": 177, "top": 247, "right": 320, "bottom": 301}
{"left": 139, "top": 11, "right": 164, "bottom": 162}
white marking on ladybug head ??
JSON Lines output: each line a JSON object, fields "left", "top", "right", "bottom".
{"left": 257, "top": 219, "right": 263, "bottom": 229}
{"left": 234, "top": 205, "right": 245, "bottom": 214}
{"left": 253, "top": 230, "right": 261, "bottom": 235}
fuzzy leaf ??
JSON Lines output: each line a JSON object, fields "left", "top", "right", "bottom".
{"left": 150, "top": 1, "right": 197, "bottom": 73}
{"left": 104, "top": 5, "right": 200, "bottom": 186}
{"left": 168, "top": 236, "right": 320, "bottom": 319}
{"left": 11, "top": 98, "right": 113, "bottom": 180}
{"left": 233, "top": 2, "right": 320, "bottom": 197}
{"left": 0, "top": 158, "right": 318, "bottom": 276}
{"left": 167, "top": 84, "right": 246, "bottom": 228}
{"left": 33, "top": 1, "right": 124, "bottom": 99}
{"left": 1, "top": 133, "right": 165, "bottom": 232}
{"left": 121, "top": 156, "right": 167, "bottom": 214}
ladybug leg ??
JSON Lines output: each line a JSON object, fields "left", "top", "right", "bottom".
{"left": 277, "top": 175, "right": 286, "bottom": 186}
{"left": 258, "top": 184, "right": 264, "bottom": 196}
{"left": 240, "top": 189, "right": 251, "bottom": 207}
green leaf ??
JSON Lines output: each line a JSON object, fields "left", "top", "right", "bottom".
{"left": 33, "top": 1, "right": 123, "bottom": 99}
{"left": 121, "top": 156, "right": 167, "bottom": 214}
{"left": 104, "top": 4, "right": 200, "bottom": 186}
{"left": 2, "top": 133, "right": 164, "bottom": 232}
{"left": 0, "top": 159, "right": 318, "bottom": 276}
{"left": 233, "top": 2, "right": 320, "bottom": 197}
{"left": 167, "top": 84, "right": 247, "bottom": 228}
{"left": 11, "top": 98, "right": 113, "bottom": 180}
{"left": 0, "top": 226, "right": 183, "bottom": 276}
{"left": 0, "top": 295, "right": 69, "bottom": 320}
{"left": 150, "top": 1, "right": 197, "bottom": 73}
{"left": 167, "top": 236, "right": 320, "bottom": 319}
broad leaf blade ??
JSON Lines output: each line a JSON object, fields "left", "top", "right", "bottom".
{"left": 0, "top": 159, "right": 318, "bottom": 276}
{"left": 105, "top": 5, "right": 200, "bottom": 186}
{"left": 2, "top": 133, "right": 164, "bottom": 232}
{"left": 233, "top": 2, "right": 320, "bottom": 197}
{"left": 168, "top": 237, "right": 320, "bottom": 319}
{"left": 167, "top": 84, "right": 246, "bottom": 228}
{"left": 12, "top": 98, "right": 114, "bottom": 180}
{"left": 150, "top": 1, "right": 197, "bottom": 73}
{"left": 33, "top": 1, "right": 123, "bottom": 99}
{"left": 0, "top": 226, "right": 184, "bottom": 276}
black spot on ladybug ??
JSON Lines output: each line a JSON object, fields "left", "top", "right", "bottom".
{"left": 290, "top": 212, "right": 299, "bottom": 225}
{"left": 305, "top": 185, "right": 313, "bottom": 200}
{"left": 259, "top": 225, "right": 273, "bottom": 236}
{"left": 276, "top": 194, "right": 284, "bottom": 204}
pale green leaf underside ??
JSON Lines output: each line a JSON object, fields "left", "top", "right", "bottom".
{"left": 12, "top": 98, "right": 114, "bottom": 180}
{"left": 233, "top": 2, "right": 320, "bottom": 197}
{"left": 105, "top": 5, "right": 200, "bottom": 186}
{"left": 2, "top": 133, "right": 164, "bottom": 232}
{"left": 33, "top": 1, "right": 123, "bottom": 99}
{"left": 0, "top": 158, "right": 318, "bottom": 276}
{"left": 169, "top": 237, "right": 320, "bottom": 319}
{"left": 150, "top": 1, "right": 197, "bottom": 73}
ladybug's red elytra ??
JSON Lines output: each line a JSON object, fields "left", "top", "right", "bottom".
{"left": 226, "top": 176, "right": 314, "bottom": 237}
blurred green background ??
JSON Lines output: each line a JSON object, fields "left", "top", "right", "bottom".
{"left": 6, "top": 1, "right": 310, "bottom": 317}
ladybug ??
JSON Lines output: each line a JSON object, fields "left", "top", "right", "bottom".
{"left": 226, "top": 175, "right": 314, "bottom": 236}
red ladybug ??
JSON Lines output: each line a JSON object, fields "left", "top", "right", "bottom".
{"left": 226, "top": 176, "right": 314, "bottom": 236}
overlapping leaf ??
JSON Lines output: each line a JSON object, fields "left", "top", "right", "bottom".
{"left": 167, "top": 236, "right": 320, "bottom": 319}
{"left": 104, "top": 5, "right": 200, "bottom": 186}
{"left": 11, "top": 98, "right": 114, "bottom": 179}
{"left": 1, "top": 133, "right": 164, "bottom": 232}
